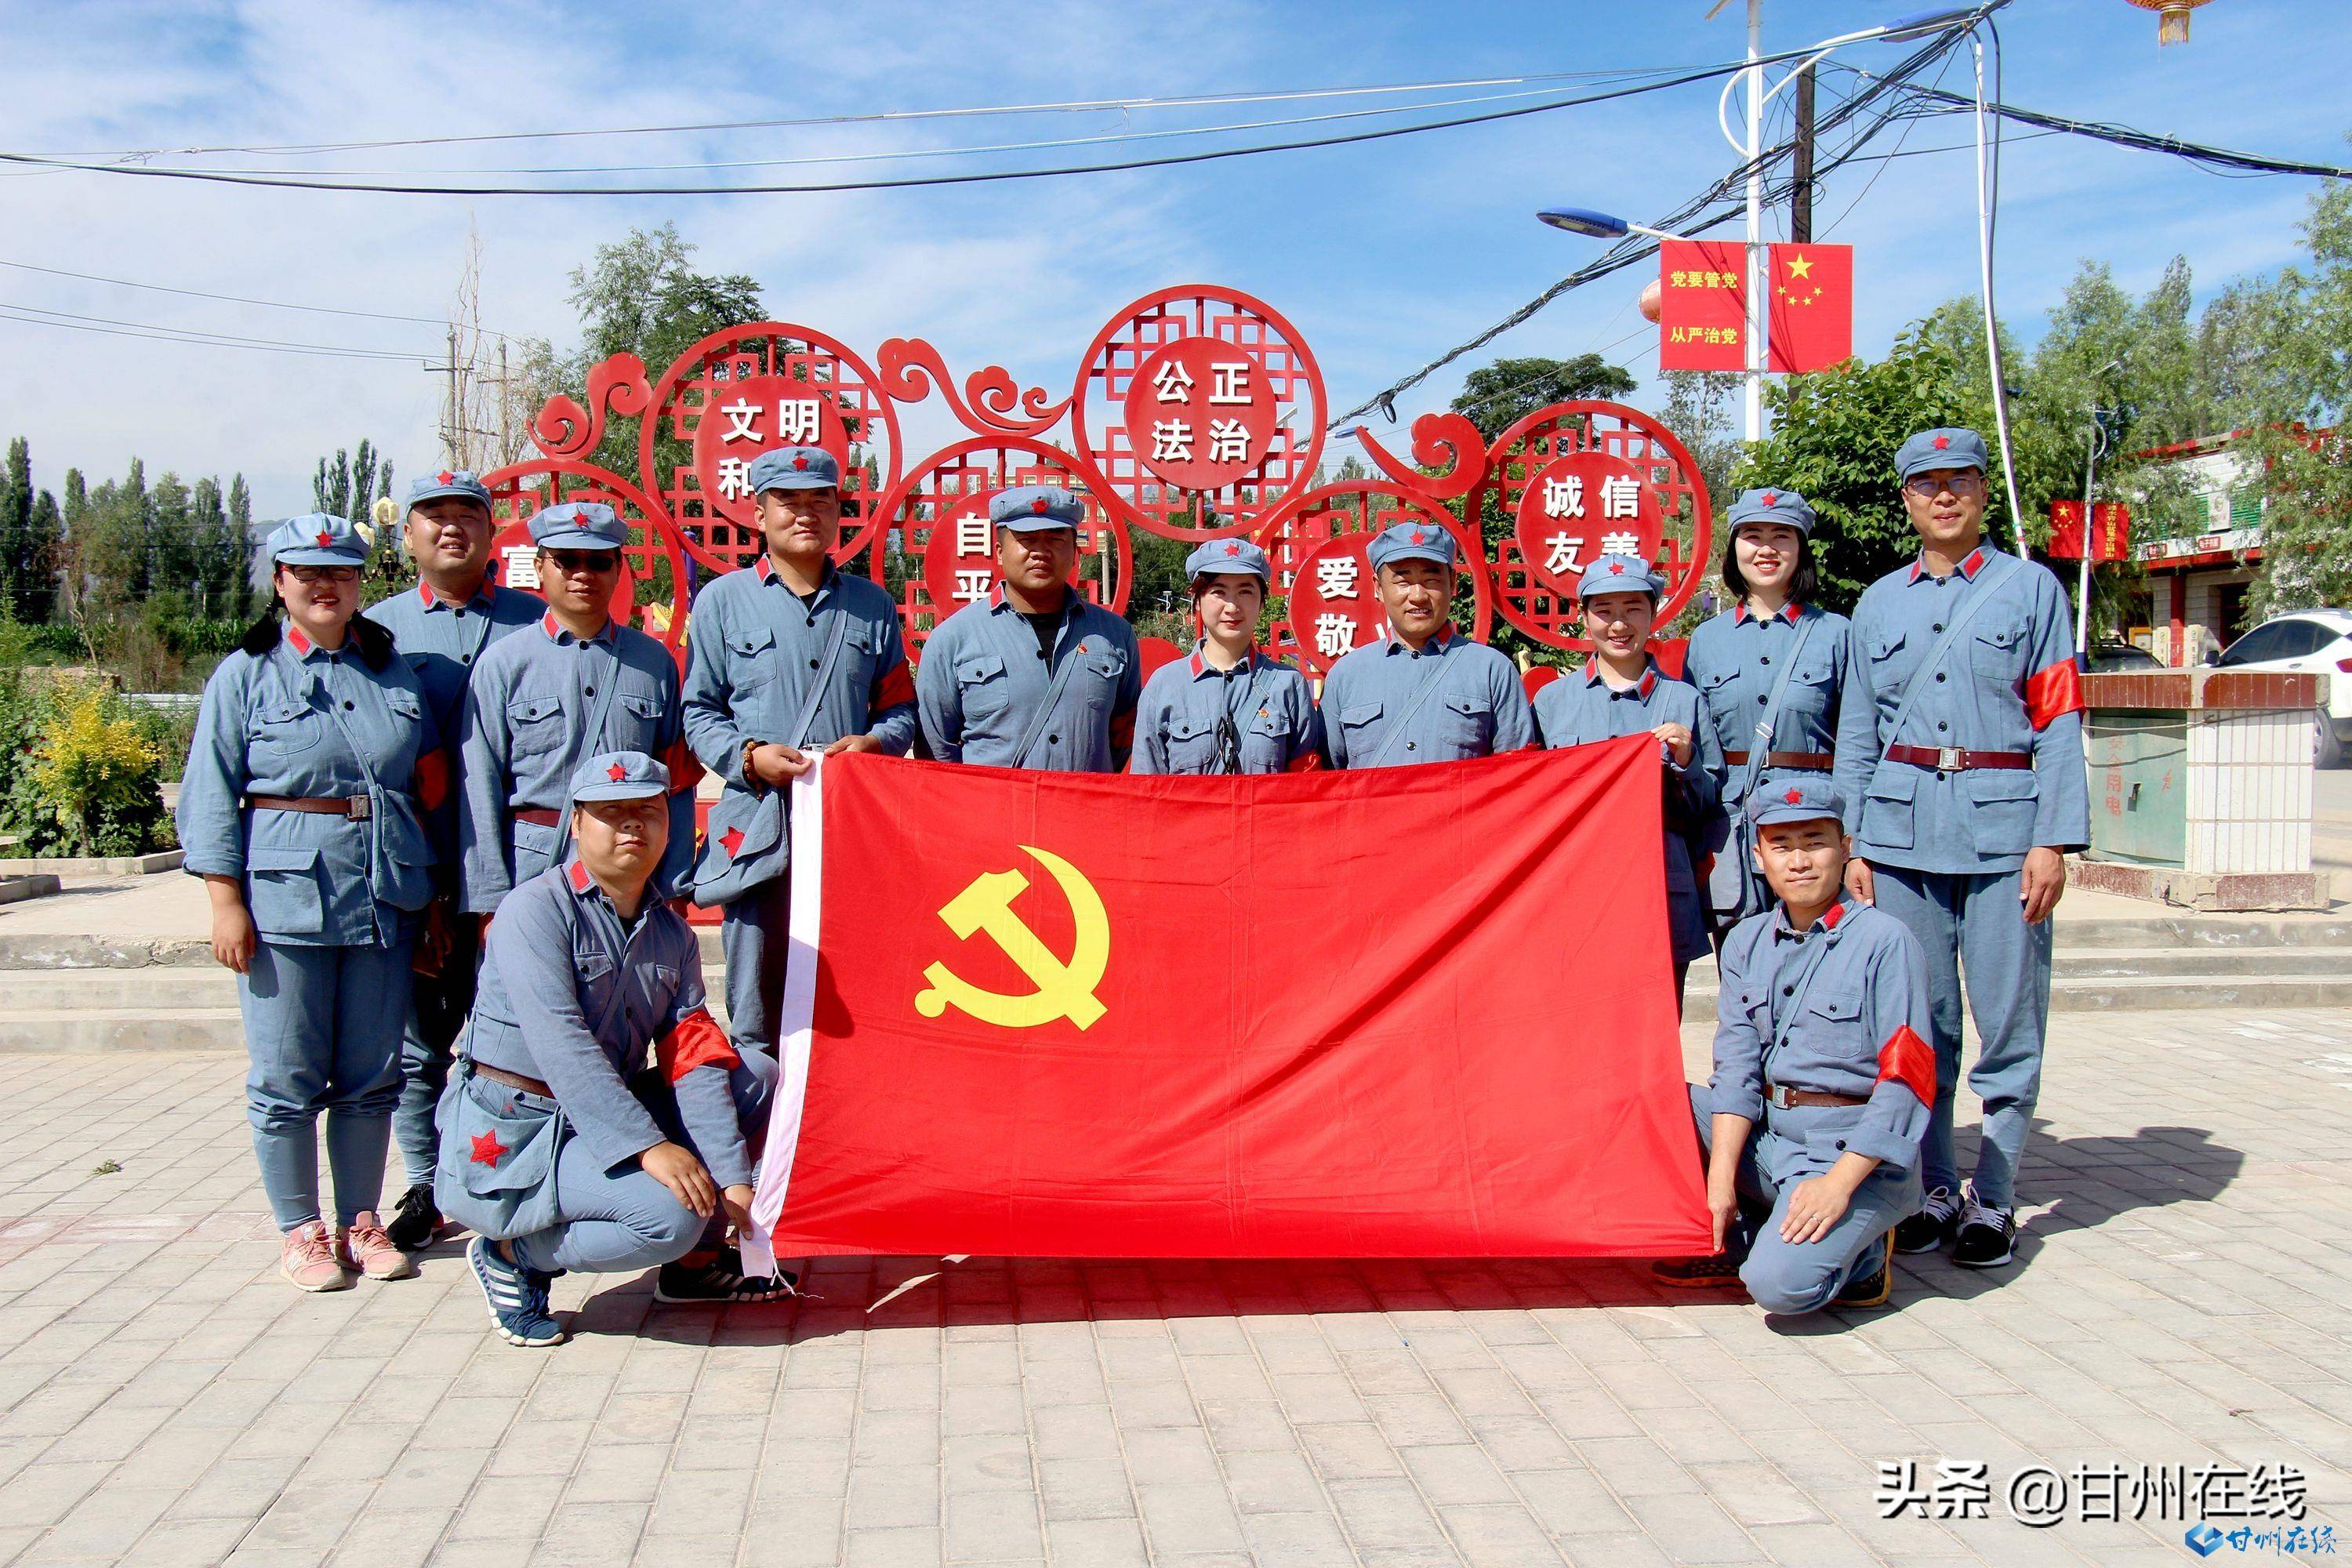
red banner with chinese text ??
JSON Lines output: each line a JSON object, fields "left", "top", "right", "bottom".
{"left": 1658, "top": 240, "right": 1749, "bottom": 372}
{"left": 746, "top": 740, "right": 1710, "bottom": 1261}
{"left": 2048, "top": 499, "right": 2132, "bottom": 562}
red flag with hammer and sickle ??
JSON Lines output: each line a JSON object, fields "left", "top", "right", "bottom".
{"left": 744, "top": 739, "right": 1709, "bottom": 1262}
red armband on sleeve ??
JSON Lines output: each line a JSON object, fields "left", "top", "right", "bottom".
{"left": 1876, "top": 1023, "right": 1936, "bottom": 1108}
{"left": 869, "top": 659, "right": 916, "bottom": 716}
{"left": 662, "top": 736, "right": 704, "bottom": 793}
{"left": 412, "top": 748, "right": 451, "bottom": 812}
{"left": 655, "top": 1007, "right": 739, "bottom": 1084}
{"left": 2024, "top": 658, "right": 2085, "bottom": 731}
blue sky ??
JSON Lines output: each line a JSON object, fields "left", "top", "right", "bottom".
{"left": 1, "top": 0, "right": 2345, "bottom": 517}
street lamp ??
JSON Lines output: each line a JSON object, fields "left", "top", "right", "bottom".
{"left": 1533, "top": 209, "right": 1690, "bottom": 242}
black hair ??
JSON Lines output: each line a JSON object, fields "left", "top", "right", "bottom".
{"left": 239, "top": 582, "right": 394, "bottom": 670}
{"left": 1720, "top": 523, "right": 1820, "bottom": 606}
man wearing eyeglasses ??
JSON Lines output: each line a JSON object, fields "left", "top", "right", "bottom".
{"left": 456, "top": 502, "right": 699, "bottom": 923}
{"left": 1831, "top": 427, "right": 2089, "bottom": 1272}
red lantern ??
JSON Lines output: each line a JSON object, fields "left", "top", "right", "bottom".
{"left": 2123, "top": 0, "right": 2215, "bottom": 44}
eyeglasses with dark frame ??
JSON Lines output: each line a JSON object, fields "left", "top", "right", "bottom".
{"left": 1903, "top": 473, "right": 1987, "bottom": 499}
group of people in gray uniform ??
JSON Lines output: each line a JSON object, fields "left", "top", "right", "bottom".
{"left": 180, "top": 423, "right": 2085, "bottom": 1345}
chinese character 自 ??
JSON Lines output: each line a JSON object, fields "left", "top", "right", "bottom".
{"left": 954, "top": 517, "right": 990, "bottom": 557}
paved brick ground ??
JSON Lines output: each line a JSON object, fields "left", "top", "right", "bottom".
{"left": 0, "top": 1008, "right": 2347, "bottom": 1566}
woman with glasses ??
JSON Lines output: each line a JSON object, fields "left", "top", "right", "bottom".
{"left": 1682, "top": 488, "right": 1852, "bottom": 936}
{"left": 177, "top": 515, "right": 451, "bottom": 1291}
{"left": 456, "top": 502, "right": 699, "bottom": 922}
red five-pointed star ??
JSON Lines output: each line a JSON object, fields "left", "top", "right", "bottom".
{"left": 1932, "top": 434, "right": 1952, "bottom": 449}
{"left": 607, "top": 762, "right": 626, "bottom": 781}
{"left": 437, "top": 470, "right": 455, "bottom": 485}
{"left": 720, "top": 827, "right": 744, "bottom": 857}
{"left": 793, "top": 456, "right": 809, "bottom": 470}
{"left": 1224, "top": 543, "right": 1241, "bottom": 556}
{"left": 1784, "top": 786, "right": 1804, "bottom": 804}
{"left": 315, "top": 530, "right": 333, "bottom": 546}
{"left": 1409, "top": 530, "right": 1426, "bottom": 544}
{"left": 1762, "top": 491, "right": 1778, "bottom": 506}
{"left": 1609, "top": 561, "right": 1625, "bottom": 574}
{"left": 470, "top": 1131, "right": 508, "bottom": 1167}
{"left": 1032, "top": 497, "right": 1051, "bottom": 514}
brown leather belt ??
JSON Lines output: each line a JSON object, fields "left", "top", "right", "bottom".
{"left": 248, "top": 794, "right": 370, "bottom": 818}
{"left": 514, "top": 807, "right": 562, "bottom": 826}
{"left": 1722, "top": 750, "right": 1833, "bottom": 770}
{"left": 1768, "top": 1084, "right": 1866, "bottom": 1109}
{"left": 1885, "top": 743, "right": 2031, "bottom": 771}
{"left": 471, "top": 1061, "right": 555, "bottom": 1098}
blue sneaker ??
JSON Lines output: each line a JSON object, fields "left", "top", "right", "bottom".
{"left": 466, "top": 1235, "right": 565, "bottom": 1348}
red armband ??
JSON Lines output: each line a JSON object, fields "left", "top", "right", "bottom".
{"left": 412, "top": 748, "right": 451, "bottom": 812}
{"left": 662, "top": 736, "right": 705, "bottom": 794}
{"left": 2024, "top": 658, "right": 2085, "bottom": 731}
{"left": 655, "top": 1007, "right": 739, "bottom": 1084}
{"left": 1875, "top": 1023, "right": 1936, "bottom": 1107}
{"left": 869, "top": 659, "right": 915, "bottom": 716}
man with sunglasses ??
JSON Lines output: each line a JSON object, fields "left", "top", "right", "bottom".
{"left": 363, "top": 470, "right": 543, "bottom": 1252}
{"left": 1831, "top": 427, "right": 2088, "bottom": 1270}
{"left": 457, "top": 502, "right": 699, "bottom": 926}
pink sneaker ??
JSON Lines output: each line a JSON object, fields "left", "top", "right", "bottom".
{"left": 337, "top": 1212, "right": 417, "bottom": 1281}
{"left": 280, "top": 1219, "right": 352, "bottom": 1292}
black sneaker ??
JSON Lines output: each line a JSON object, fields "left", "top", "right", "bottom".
{"left": 385, "top": 1183, "right": 444, "bottom": 1253}
{"left": 1652, "top": 1252, "right": 1746, "bottom": 1290}
{"left": 1894, "top": 1186, "right": 1959, "bottom": 1254}
{"left": 1951, "top": 1198, "right": 2017, "bottom": 1269}
{"left": 655, "top": 1252, "right": 796, "bottom": 1305}
{"left": 1832, "top": 1231, "right": 1896, "bottom": 1308}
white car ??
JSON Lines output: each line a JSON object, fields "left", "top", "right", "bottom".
{"left": 2212, "top": 608, "right": 2352, "bottom": 768}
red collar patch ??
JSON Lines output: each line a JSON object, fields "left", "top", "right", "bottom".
{"left": 566, "top": 859, "right": 590, "bottom": 894}
{"left": 1637, "top": 667, "right": 1657, "bottom": 700}
{"left": 1961, "top": 546, "right": 1986, "bottom": 577}
{"left": 755, "top": 555, "right": 775, "bottom": 583}
{"left": 285, "top": 626, "right": 314, "bottom": 655}
{"left": 1821, "top": 898, "right": 1850, "bottom": 931}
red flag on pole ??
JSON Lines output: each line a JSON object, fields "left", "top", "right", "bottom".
{"left": 745, "top": 741, "right": 1711, "bottom": 1262}
{"left": 1766, "top": 243, "right": 1854, "bottom": 373}
{"left": 1657, "top": 240, "right": 1748, "bottom": 372}
{"left": 2049, "top": 499, "right": 2132, "bottom": 562}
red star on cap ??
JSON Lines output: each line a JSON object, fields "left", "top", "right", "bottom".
{"left": 793, "top": 456, "right": 809, "bottom": 470}
{"left": 1408, "top": 530, "right": 1427, "bottom": 544}
{"left": 470, "top": 1131, "right": 508, "bottom": 1167}
{"left": 1932, "top": 434, "right": 1952, "bottom": 450}
{"left": 437, "top": 470, "right": 455, "bottom": 485}
{"left": 1031, "top": 497, "right": 1051, "bottom": 514}
{"left": 720, "top": 827, "right": 744, "bottom": 858}
{"left": 1761, "top": 491, "right": 1778, "bottom": 506}
{"left": 1608, "top": 561, "right": 1626, "bottom": 575}
{"left": 1784, "top": 786, "right": 1804, "bottom": 804}
{"left": 314, "top": 529, "right": 333, "bottom": 546}
{"left": 606, "top": 761, "right": 627, "bottom": 782}
{"left": 1223, "top": 543, "right": 1241, "bottom": 556}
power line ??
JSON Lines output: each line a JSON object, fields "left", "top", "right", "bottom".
{"left": 0, "top": 42, "right": 1884, "bottom": 198}
{"left": 0, "top": 302, "right": 435, "bottom": 361}
{"left": 0, "top": 258, "right": 530, "bottom": 343}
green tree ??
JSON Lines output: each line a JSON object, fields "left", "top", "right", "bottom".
{"left": 0, "top": 438, "right": 28, "bottom": 619}
{"left": 1449, "top": 354, "right": 1637, "bottom": 445}
{"left": 149, "top": 471, "right": 195, "bottom": 598}
{"left": 1731, "top": 328, "right": 1973, "bottom": 612}
{"left": 226, "top": 475, "right": 256, "bottom": 619}
{"left": 21, "top": 488, "right": 60, "bottom": 625}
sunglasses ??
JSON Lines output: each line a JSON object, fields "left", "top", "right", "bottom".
{"left": 542, "top": 550, "right": 621, "bottom": 575}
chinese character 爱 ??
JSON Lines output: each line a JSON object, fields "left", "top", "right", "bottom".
{"left": 1315, "top": 557, "right": 1360, "bottom": 600}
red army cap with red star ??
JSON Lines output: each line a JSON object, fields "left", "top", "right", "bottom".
{"left": 1748, "top": 776, "right": 1849, "bottom": 832}
{"left": 265, "top": 513, "right": 372, "bottom": 568}
{"left": 988, "top": 484, "right": 1087, "bottom": 533}
{"left": 568, "top": 750, "right": 670, "bottom": 804}
{"left": 404, "top": 469, "right": 493, "bottom": 513}
{"left": 1183, "top": 536, "right": 1271, "bottom": 586}
{"left": 1365, "top": 518, "right": 1457, "bottom": 574}
{"left": 1895, "top": 426, "right": 1989, "bottom": 481}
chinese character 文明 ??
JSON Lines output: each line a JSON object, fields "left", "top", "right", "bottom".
{"left": 1315, "top": 557, "right": 1360, "bottom": 600}
{"left": 1599, "top": 474, "right": 1642, "bottom": 521}
{"left": 1152, "top": 419, "right": 1194, "bottom": 464}
{"left": 953, "top": 568, "right": 992, "bottom": 603}
{"left": 715, "top": 456, "right": 754, "bottom": 499}
{"left": 717, "top": 397, "right": 760, "bottom": 445}
{"left": 1875, "top": 1460, "right": 1932, "bottom": 1519}
{"left": 1152, "top": 359, "right": 1196, "bottom": 402}
{"left": 1206, "top": 418, "right": 1252, "bottom": 466}
{"left": 1542, "top": 474, "right": 1584, "bottom": 520}
{"left": 1543, "top": 532, "right": 1585, "bottom": 576}
{"left": 1599, "top": 531, "right": 1641, "bottom": 557}
{"left": 1313, "top": 612, "right": 1357, "bottom": 659}
{"left": 1209, "top": 362, "right": 1252, "bottom": 405}
{"left": 954, "top": 517, "right": 990, "bottom": 557}
{"left": 775, "top": 398, "right": 822, "bottom": 446}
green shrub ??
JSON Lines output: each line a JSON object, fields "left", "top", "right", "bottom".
{"left": 0, "top": 677, "right": 177, "bottom": 858}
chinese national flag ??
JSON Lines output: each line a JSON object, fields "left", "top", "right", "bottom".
{"left": 1766, "top": 242, "right": 1853, "bottom": 373}
{"left": 1657, "top": 239, "right": 1748, "bottom": 372}
{"left": 744, "top": 740, "right": 1710, "bottom": 1263}
{"left": 2049, "top": 499, "right": 2132, "bottom": 562}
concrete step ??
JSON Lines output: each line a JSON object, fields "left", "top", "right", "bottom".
{"left": 0, "top": 1007, "right": 245, "bottom": 1052}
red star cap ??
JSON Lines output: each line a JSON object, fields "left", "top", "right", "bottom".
{"left": 606, "top": 761, "right": 626, "bottom": 782}
{"left": 314, "top": 529, "right": 333, "bottom": 546}
{"left": 793, "top": 456, "right": 810, "bottom": 470}
{"left": 1784, "top": 786, "right": 1803, "bottom": 804}
{"left": 1031, "top": 497, "right": 1051, "bottom": 514}
{"left": 436, "top": 470, "right": 455, "bottom": 485}
{"left": 1762, "top": 491, "right": 1778, "bottom": 506}
{"left": 1932, "top": 434, "right": 1952, "bottom": 450}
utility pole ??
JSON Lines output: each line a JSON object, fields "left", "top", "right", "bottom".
{"left": 2075, "top": 405, "right": 2110, "bottom": 656}
{"left": 1742, "top": 0, "right": 1764, "bottom": 445}
{"left": 1791, "top": 63, "right": 1816, "bottom": 245}
{"left": 444, "top": 324, "right": 460, "bottom": 466}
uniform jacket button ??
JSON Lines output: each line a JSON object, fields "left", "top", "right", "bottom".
{"left": 1782, "top": 985, "right": 1794, "bottom": 996}
{"left": 1047, "top": 733, "right": 1059, "bottom": 745}
{"left": 584, "top": 684, "right": 596, "bottom": 697}
{"left": 342, "top": 700, "right": 354, "bottom": 710}
{"left": 808, "top": 659, "right": 820, "bottom": 669}
{"left": 1835, "top": 1139, "right": 1848, "bottom": 1151}
{"left": 1406, "top": 741, "right": 1417, "bottom": 750}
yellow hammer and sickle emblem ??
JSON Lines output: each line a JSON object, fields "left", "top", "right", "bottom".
{"left": 915, "top": 845, "right": 1110, "bottom": 1030}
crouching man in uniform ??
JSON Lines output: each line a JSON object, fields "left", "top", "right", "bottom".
{"left": 1653, "top": 779, "right": 1936, "bottom": 1314}
{"left": 436, "top": 752, "right": 782, "bottom": 1348}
